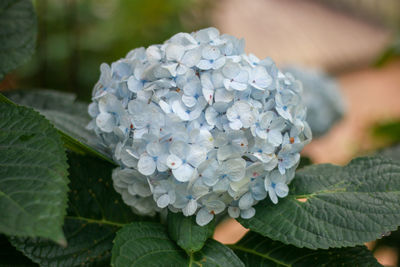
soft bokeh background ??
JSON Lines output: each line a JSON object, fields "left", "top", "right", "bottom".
{"left": 2, "top": 0, "right": 400, "bottom": 265}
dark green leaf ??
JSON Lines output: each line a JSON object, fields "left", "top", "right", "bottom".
{"left": 5, "top": 90, "right": 113, "bottom": 163}
{"left": 231, "top": 232, "right": 381, "bottom": 267}
{"left": 11, "top": 152, "right": 140, "bottom": 266}
{"left": 0, "top": 102, "right": 68, "bottom": 244}
{"left": 0, "top": 235, "right": 37, "bottom": 267}
{"left": 377, "top": 143, "right": 400, "bottom": 162}
{"left": 0, "top": 0, "right": 37, "bottom": 80}
{"left": 112, "top": 222, "right": 244, "bottom": 267}
{"left": 167, "top": 211, "right": 216, "bottom": 253}
{"left": 238, "top": 156, "right": 400, "bottom": 249}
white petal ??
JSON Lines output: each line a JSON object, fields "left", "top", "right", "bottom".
{"left": 197, "top": 60, "right": 213, "bottom": 70}
{"left": 146, "top": 45, "right": 162, "bottom": 62}
{"left": 181, "top": 49, "right": 201, "bottom": 67}
{"left": 196, "top": 208, "right": 214, "bottom": 226}
{"left": 169, "top": 141, "right": 188, "bottom": 159}
{"left": 239, "top": 192, "right": 254, "bottom": 210}
{"left": 127, "top": 77, "right": 142, "bottom": 92}
{"left": 224, "top": 158, "right": 246, "bottom": 181}
{"left": 96, "top": 112, "right": 114, "bottom": 133}
{"left": 268, "top": 130, "right": 283, "bottom": 146}
{"left": 187, "top": 146, "right": 207, "bottom": 167}
{"left": 268, "top": 186, "right": 278, "bottom": 204}
{"left": 156, "top": 154, "right": 169, "bottom": 172}
{"left": 182, "top": 95, "right": 197, "bottom": 108}
{"left": 172, "top": 100, "right": 190, "bottom": 121}
{"left": 146, "top": 142, "right": 162, "bottom": 157}
{"left": 240, "top": 207, "right": 255, "bottom": 219}
{"left": 166, "top": 154, "right": 183, "bottom": 169}
{"left": 217, "top": 145, "right": 240, "bottom": 162}
{"left": 228, "top": 206, "right": 240, "bottom": 218}
{"left": 205, "top": 107, "right": 218, "bottom": 126}
{"left": 157, "top": 194, "right": 170, "bottom": 208}
{"left": 229, "top": 119, "right": 242, "bottom": 130}
{"left": 165, "top": 44, "right": 185, "bottom": 61}
{"left": 172, "top": 163, "right": 194, "bottom": 182}
{"left": 183, "top": 199, "right": 197, "bottom": 216}
{"left": 230, "top": 81, "right": 247, "bottom": 91}
{"left": 138, "top": 155, "right": 156, "bottom": 176}
{"left": 275, "top": 183, "right": 289, "bottom": 198}
{"left": 215, "top": 88, "right": 234, "bottom": 103}
{"left": 213, "top": 178, "right": 230, "bottom": 192}
{"left": 202, "top": 45, "right": 220, "bottom": 60}
{"left": 213, "top": 57, "right": 226, "bottom": 69}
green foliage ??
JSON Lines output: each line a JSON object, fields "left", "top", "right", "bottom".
{"left": 111, "top": 222, "right": 244, "bottom": 267}
{"left": 374, "top": 35, "right": 400, "bottom": 67}
{"left": 10, "top": 152, "right": 139, "bottom": 267}
{"left": 0, "top": 0, "right": 37, "bottom": 81}
{"left": 167, "top": 211, "right": 216, "bottom": 253}
{"left": 372, "top": 120, "right": 400, "bottom": 147}
{"left": 0, "top": 101, "right": 68, "bottom": 244}
{"left": 238, "top": 156, "right": 400, "bottom": 249}
{"left": 17, "top": 0, "right": 212, "bottom": 101}
{"left": 231, "top": 232, "right": 381, "bottom": 267}
{"left": 5, "top": 89, "right": 113, "bottom": 163}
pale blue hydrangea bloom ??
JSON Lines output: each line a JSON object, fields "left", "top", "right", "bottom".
{"left": 283, "top": 66, "right": 346, "bottom": 137}
{"left": 88, "top": 27, "right": 311, "bottom": 226}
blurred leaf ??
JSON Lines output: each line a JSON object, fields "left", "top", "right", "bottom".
{"left": 372, "top": 120, "right": 400, "bottom": 147}
{"left": 5, "top": 89, "right": 113, "bottom": 164}
{"left": 231, "top": 232, "right": 381, "bottom": 267}
{"left": 374, "top": 35, "right": 400, "bottom": 67}
{"left": 11, "top": 152, "right": 141, "bottom": 267}
{"left": 238, "top": 156, "right": 400, "bottom": 249}
{"left": 167, "top": 211, "right": 216, "bottom": 253}
{"left": 0, "top": 101, "right": 68, "bottom": 244}
{"left": 112, "top": 222, "right": 244, "bottom": 267}
{"left": 0, "top": 0, "right": 37, "bottom": 81}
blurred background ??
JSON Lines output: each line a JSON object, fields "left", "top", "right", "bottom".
{"left": 1, "top": 0, "right": 400, "bottom": 265}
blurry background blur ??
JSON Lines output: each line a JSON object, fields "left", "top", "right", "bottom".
{"left": 2, "top": 0, "right": 400, "bottom": 265}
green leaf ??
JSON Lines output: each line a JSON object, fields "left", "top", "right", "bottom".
{"left": 378, "top": 143, "right": 400, "bottom": 162}
{"left": 230, "top": 232, "right": 381, "bottom": 267}
{"left": 4, "top": 90, "right": 113, "bottom": 163}
{"left": 167, "top": 211, "right": 216, "bottom": 253}
{"left": 238, "top": 156, "right": 400, "bottom": 249}
{"left": 0, "top": 102, "right": 68, "bottom": 244}
{"left": 112, "top": 222, "right": 244, "bottom": 267}
{"left": 0, "top": 235, "right": 37, "bottom": 267}
{"left": 10, "top": 152, "right": 140, "bottom": 266}
{"left": 0, "top": 0, "right": 37, "bottom": 80}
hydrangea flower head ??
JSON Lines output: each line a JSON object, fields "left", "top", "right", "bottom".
{"left": 88, "top": 28, "right": 312, "bottom": 226}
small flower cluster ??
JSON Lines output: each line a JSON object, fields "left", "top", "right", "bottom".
{"left": 283, "top": 66, "right": 345, "bottom": 138}
{"left": 88, "top": 28, "right": 311, "bottom": 225}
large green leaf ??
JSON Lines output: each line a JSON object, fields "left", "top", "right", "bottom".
{"left": 238, "top": 156, "right": 400, "bottom": 249}
{"left": 112, "top": 222, "right": 244, "bottom": 267}
{"left": 0, "top": 102, "right": 68, "bottom": 244}
{"left": 167, "top": 211, "right": 216, "bottom": 253}
{"left": 5, "top": 90, "right": 113, "bottom": 163}
{"left": 230, "top": 232, "right": 381, "bottom": 267}
{"left": 0, "top": 0, "right": 37, "bottom": 80}
{"left": 11, "top": 152, "right": 140, "bottom": 266}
